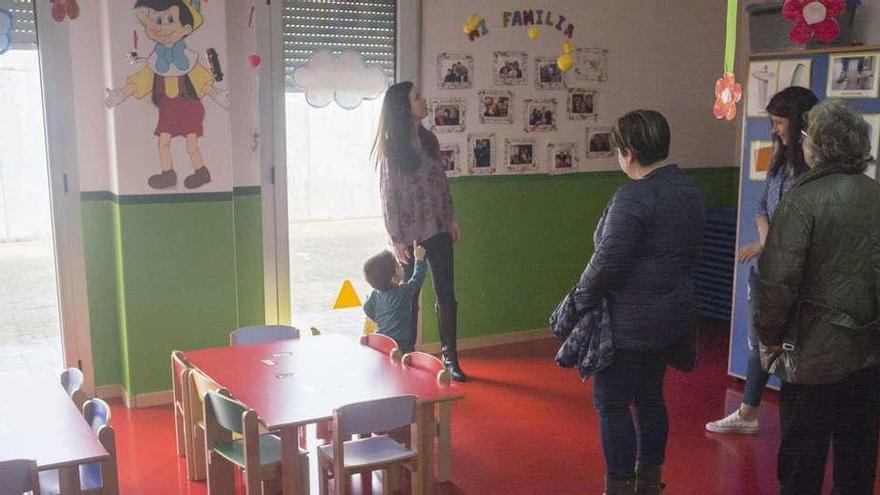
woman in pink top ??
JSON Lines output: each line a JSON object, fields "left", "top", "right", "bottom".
{"left": 372, "top": 81, "right": 466, "bottom": 381}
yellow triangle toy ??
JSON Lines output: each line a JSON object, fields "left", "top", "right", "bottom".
{"left": 333, "top": 279, "right": 362, "bottom": 309}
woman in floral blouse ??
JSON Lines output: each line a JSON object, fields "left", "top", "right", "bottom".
{"left": 372, "top": 81, "right": 466, "bottom": 381}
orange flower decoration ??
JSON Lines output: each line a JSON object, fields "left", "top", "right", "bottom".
{"left": 714, "top": 72, "right": 742, "bottom": 121}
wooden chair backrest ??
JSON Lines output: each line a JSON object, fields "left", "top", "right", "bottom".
{"left": 402, "top": 351, "right": 451, "bottom": 385}
{"left": 359, "top": 333, "right": 402, "bottom": 361}
{"left": 0, "top": 459, "right": 40, "bottom": 495}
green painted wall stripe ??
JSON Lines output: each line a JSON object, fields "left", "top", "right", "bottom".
{"left": 79, "top": 190, "right": 269, "bottom": 204}
{"left": 81, "top": 190, "right": 265, "bottom": 393}
{"left": 421, "top": 166, "right": 740, "bottom": 343}
{"left": 233, "top": 186, "right": 262, "bottom": 196}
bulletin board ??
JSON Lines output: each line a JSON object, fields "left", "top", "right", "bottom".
{"left": 728, "top": 45, "right": 880, "bottom": 383}
{"left": 423, "top": 7, "right": 615, "bottom": 178}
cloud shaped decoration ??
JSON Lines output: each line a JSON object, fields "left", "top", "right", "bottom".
{"left": 293, "top": 50, "right": 387, "bottom": 110}
{"left": 0, "top": 9, "right": 13, "bottom": 55}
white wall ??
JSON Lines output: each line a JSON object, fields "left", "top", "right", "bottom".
{"left": 421, "top": 0, "right": 739, "bottom": 173}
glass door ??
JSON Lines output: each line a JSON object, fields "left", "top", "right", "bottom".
{"left": 0, "top": 2, "right": 63, "bottom": 374}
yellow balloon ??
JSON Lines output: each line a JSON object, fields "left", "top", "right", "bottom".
{"left": 527, "top": 26, "right": 540, "bottom": 40}
{"left": 463, "top": 14, "right": 482, "bottom": 34}
{"left": 557, "top": 53, "right": 574, "bottom": 72}
{"left": 562, "top": 40, "right": 576, "bottom": 54}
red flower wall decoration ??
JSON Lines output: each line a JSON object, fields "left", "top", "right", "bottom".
{"left": 714, "top": 72, "right": 742, "bottom": 121}
{"left": 782, "top": 0, "right": 845, "bottom": 44}
{"left": 51, "top": 0, "right": 80, "bottom": 22}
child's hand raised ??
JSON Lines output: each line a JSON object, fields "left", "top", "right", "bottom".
{"left": 413, "top": 241, "right": 426, "bottom": 261}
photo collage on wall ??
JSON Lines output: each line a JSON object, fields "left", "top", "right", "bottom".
{"left": 745, "top": 52, "right": 880, "bottom": 183}
{"left": 433, "top": 46, "right": 610, "bottom": 178}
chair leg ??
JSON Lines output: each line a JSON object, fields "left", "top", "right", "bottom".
{"left": 244, "top": 468, "right": 261, "bottom": 495}
{"left": 299, "top": 451, "right": 311, "bottom": 494}
{"left": 207, "top": 451, "right": 236, "bottom": 495}
{"left": 262, "top": 478, "right": 281, "bottom": 495}
{"left": 385, "top": 466, "right": 403, "bottom": 494}
{"left": 174, "top": 405, "right": 185, "bottom": 457}
{"left": 381, "top": 469, "right": 393, "bottom": 495}
{"left": 410, "top": 462, "right": 423, "bottom": 495}
{"left": 191, "top": 424, "right": 207, "bottom": 481}
{"left": 334, "top": 469, "right": 347, "bottom": 495}
{"left": 318, "top": 464, "right": 329, "bottom": 495}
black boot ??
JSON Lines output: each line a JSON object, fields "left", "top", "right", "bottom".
{"left": 604, "top": 477, "right": 635, "bottom": 495}
{"left": 635, "top": 465, "right": 665, "bottom": 494}
{"left": 437, "top": 299, "right": 467, "bottom": 381}
{"left": 442, "top": 345, "right": 467, "bottom": 382}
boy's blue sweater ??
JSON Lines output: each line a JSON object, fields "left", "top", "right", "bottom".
{"left": 363, "top": 259, "right": 427, "bottom": 353}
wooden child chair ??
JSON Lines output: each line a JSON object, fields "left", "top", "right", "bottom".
{"left": 189, "top": 370, "right": 224, "bottom": 481}
{"left": 318, "top": 395, "right": 422, "bottom": 495}
{"left": 0, "top": 459, "right": 40, "bottom": 495}
{"left": 39, "top": 398, "right": 119, "bottom": 495}
{"left": 203, "top": 390, "right": 309, "bottom": 495}
{"left": 60, "top": 367, "right": 87, "bottom": 411}
{"left": 171, "top": 351, "right": 194, "bottom": 475}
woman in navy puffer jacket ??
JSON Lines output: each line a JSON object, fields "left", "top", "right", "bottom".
{"left": 576, "top": 110, "right": 705, "bottom": 495}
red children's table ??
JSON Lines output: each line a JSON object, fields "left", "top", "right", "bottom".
{"left": 184, "top": 334, "right": 464, "bottom": 494}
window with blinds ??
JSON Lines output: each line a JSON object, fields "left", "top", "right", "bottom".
{"left": 0, "top": 0, "right": 36, "bottom": 48}
{"left": 283, "top": 0, "right": 396, "bottom": 90}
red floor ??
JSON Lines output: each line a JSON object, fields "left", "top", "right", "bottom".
{"left": 108, "top": 323, "right": 880, "bottom": 494}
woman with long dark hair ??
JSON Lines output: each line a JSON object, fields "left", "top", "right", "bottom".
{"left": 706, "top": 86, "right": 819, "bottom": 435}
{"left": 372, "top": 81, "right": 466, "bottom": 381}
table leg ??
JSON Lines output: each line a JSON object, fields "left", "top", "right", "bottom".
{"left": 416, "top": 402, "right": 434, "bottom": 495}
{"left": 438, "top": 402, "right": 452, "bottom": 482}
{"left": 281, "top": 425, "right": 301, "bottom": 495}
{"left": 58, "top": 465, "right": 82, "bottom": 495}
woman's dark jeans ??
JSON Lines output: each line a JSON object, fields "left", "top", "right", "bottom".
{"left": 592, "top": 349, "right": 669, "bottom": 479}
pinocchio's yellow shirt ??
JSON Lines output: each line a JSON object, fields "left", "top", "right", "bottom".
{"left": 127, "top": 52, "right": 213, "bottom": 100}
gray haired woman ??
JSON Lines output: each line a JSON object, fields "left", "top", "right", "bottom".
{"left": 755, "top": 100, "right": 880, "bottom": 495}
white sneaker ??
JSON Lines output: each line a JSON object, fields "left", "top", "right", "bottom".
{"left": 706, "top": 410, "right": 759, "bottom": 434}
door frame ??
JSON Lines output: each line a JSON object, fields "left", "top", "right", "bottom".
{"left": 258, "top": 0, "right": 420, "bottom": 325}
{"left": 32, "top": 1, "right": 95, "bottom": 391}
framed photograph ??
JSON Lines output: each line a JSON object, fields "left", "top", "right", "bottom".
{"left": 827, "top": 53, "right": 879, "bottom": 98}
{"left": 747, "top": 61, "right": 780, "bottom": 118}
{"left": 535, "top": 56, "right": 566, "bottom": 89}
{"left": 429, "top": 98, "right": 466, "bottom": 133}
{"left": 567, "top": 88, "right": 597, "bottom": 120}
{"left": 586, "top": 127, "right": 614, "bottom": 158}
{"left": 505, "top": 138, "right": 538, "bottom": 172}
{"left": 478, "top": 90, "right": 514, "bottom": 124}
{"left": 573, "top": 48, "right": 609, "bottom": 82}
{"left": 749, "top": 140, "right": 775, "bottom": 181}
{"left": 437, "top": 53, "right": 473, "bottom": 89}
{"left": 524, "top": 99, "right": 557, "bottom": 132}
{"left": 493, "top": 51, "right": 527, "bottom": 86}
{"left": 439, "top": 143, "right": 462, "bottom": 177}
{"left": 548, "top": 142, "right": 579, "bottom": 175}
{"left": 746, "top": 59, "right": 813, "bottom": 117}
{"left": 778, "top": 58, "right": 812, "bottom": 90}
{"left": 468, "top": 133, "right": 496, "bottom": 175}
